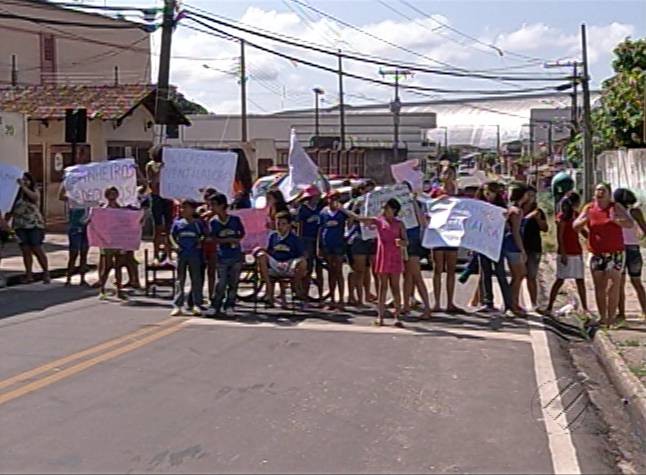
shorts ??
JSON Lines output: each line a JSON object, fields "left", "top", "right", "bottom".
{"left": 323, "top": 244, "right": 346, "bottom": 257}
{"left": 624, "top": 245, "right": 643, "bottom": 278}
{"left": 433, "top": 246, "right": 459, "bottom": 252}
{"left": 526, "top": 252, "right": 541, "bottom": 280}
{"left": 556, "top": 255, "right": 584, "bottom": 280}
{"left": 590, "top": 252, "right": 624, "bottom": 273}
{"left": 504, "top": 250, "right": 523, "bottom": 266}
{"left": 151, "top": 194, "right": 174, "bottom": 228}
{"left": 68, "top": 226, "right": 89, "bottom": 252}
{"left": 267, "top": 255, "right": 304, "bottom": 279}
{"left": 15, "top": 228, "right": 44, "bottom": 247}
{"left": 351, "top": 238, "right": 376, "bottom": 256}
{"left": 407, "top": 235, "right": 428, "bottom": 258}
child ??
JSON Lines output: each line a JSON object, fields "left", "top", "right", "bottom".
{"left": 58, "top": 184, "right": 90, "bottom": 286}
{"left": 320, "top": 190, "right": 348, "bottom": 310}
{"left": 346, "top": 198, "right": 407, "bottom": 327}
{"left": 205, "top": 193, "right": 246, "bottom": 318}
{"left": 169, "top": 200, "right": 204, "bottom": 316}
{"left": 544, "top": 192, "right": 589, "bottom": 315}
{"left": 296, "top": 185, "right": 323, "bottom": 299}
{"left": 97, "top": 187, "right": 127, "bottom": 301}
{"left": 256, "top": 211, "right": 307, "bottom": 307}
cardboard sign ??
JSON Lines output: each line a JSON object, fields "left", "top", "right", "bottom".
{"left": 63, "top": 159, "right": 138, "bottom": 208}
{"left": 231, "top": 208, "right": 268, "bottom": 252}
{"left": 160, "top": 148, "right": 237, "bottom": 201}
{"left": 422, "top": 197, "right": 506, "bottom": 261}
{"left": 0, "top": 163, "right": 23, "bottom": 214}
{"left": 87, "top": 207, "right": 143, "bottom": 251}
{"left": 361, "top": 184, "right": 418, "bottom": 240}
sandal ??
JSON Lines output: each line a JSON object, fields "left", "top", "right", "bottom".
{"left": 372, "top": 319, "right": 384, "bottom": 327}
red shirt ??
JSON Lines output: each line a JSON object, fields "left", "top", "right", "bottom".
{"left": 557, "top": 212, "right": 582, "bottom": 255}
{"left": 586, "top": 202, "right": 624, "bottom": 254}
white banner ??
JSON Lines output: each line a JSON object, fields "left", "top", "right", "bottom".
{"left": 63, "top": 159, "right": 138, "bottom": 208}
{"left": 391, "top": 159, "right": 423, "bottom": 192}
{"left": 422, "top": 197, "right": 506, "bottom": 262}
{"left": 0, "top": 163, "right": 23, "bottom": 214}
{"left": 361, "top": 184, "right": 418, "bottom": 240}
{"left": 160, "top": 148, "right": 237, "bottom": 201}
{"left": 278, "top": 129, "right": 319, "bottom": 201}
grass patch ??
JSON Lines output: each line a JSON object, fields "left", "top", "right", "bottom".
{"left": 629, "top": 365, "right": 646, "bottom": 379}
{"left": 622, "top": 339, "right": 642, "bottom": 347}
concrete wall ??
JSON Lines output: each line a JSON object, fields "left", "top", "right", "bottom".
{"left": 597, "top": 148, "right": 646, "bottom": 205}
{"left": 0, "top": 111, "right": 28, "bottom": 170}
{"left": 0, "top": 0, "right": 150, "bottom": 86}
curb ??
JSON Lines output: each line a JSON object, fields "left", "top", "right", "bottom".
{"left": 593, "top": 331, "right": 646, "bottom": 438}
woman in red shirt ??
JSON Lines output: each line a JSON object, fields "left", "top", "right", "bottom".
{"left": 574, "top": 183, "right": 633, "bottom": 327}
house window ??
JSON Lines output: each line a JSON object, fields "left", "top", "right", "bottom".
{"left": 166, "top": 124, "right": 179, "bottom": 139}
{"left": 43, "top": 37, "right": 55, "bottom": 61}
{"left": 107, "top": 142, "right": 153, "bottom": 175}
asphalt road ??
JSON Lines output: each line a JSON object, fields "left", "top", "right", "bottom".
{"left": 0, "top": 278, "right": 618, "bottom": 474}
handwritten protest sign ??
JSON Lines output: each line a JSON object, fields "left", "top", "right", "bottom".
{"left": 160, "top": 148, "right": 237, "bottom": 201}
{"left": 63, "top": 159, "right": 138, "bottom": 208}
{"left": 0, "top": 163, "right": 23, "bottom": 213}
{"left": 391, "top": 159, "right": 423, "bottom": 192}
{"left": 231, "top": 208, "right": 268, "bottom": 252}
{"left": 422, "top": 197, "right": 506, "bottom": 261}
{"left": 87, "top": 207, "right": 143, "bottom": 251}
{"left": 361, "top": 184, "right": 418, "bottom": 240}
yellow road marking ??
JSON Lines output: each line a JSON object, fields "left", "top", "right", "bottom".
{"left": 0, "top": 318, "right": 177, "bottom": 392}
{"left": 0, "top": 321, "right": 184, "bottom": 407}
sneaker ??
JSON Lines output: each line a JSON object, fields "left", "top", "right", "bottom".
{"left": 205, "top": 308, "right": 219, "bottom": 318}
{"left": 170, "top": 307, "right": 183, "bottom": 317}
{"left": 191, "top": 307, "right": 202, "bottom": 316}
{"left": 223, "top": 307, "right": 235, "bottom": 318}
{"left": 98, "top": 292, "right": 108, "bottom": 301}
{"left": 117, "top": 292, "right": 129, "bottom": 302}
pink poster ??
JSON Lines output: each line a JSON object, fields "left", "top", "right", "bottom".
{"left": 87, "top": 207, "right": 143, "bottom": 251}
{"left": 231, "top": 208, "right": 269, "bottom": 252}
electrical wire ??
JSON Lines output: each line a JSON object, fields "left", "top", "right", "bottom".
{"left": 183, "top": 8, "right": 571, "bottom": 83}
{"left": 183, "top": 3, "right": 566, "bottom": 80}
{"left": 0, "top": 12, "right": 155, "bottom": 30}
{"left": 183, "top": 17, "right": 571, "bottom": 95}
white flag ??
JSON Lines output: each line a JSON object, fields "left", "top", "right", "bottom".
{"left": 278, "top": 129, "right": 319, "bottom": 201}
{"left": 391, "top": 159, "right": 423, "bottom": 192}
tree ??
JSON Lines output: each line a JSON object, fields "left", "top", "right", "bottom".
{"left": 170, "top": 90, "right": 208, "bottom": 115}
{"left": 567, "top": 37, "right": 646, "bottom": 162}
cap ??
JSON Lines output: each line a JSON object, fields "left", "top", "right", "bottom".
{"left": 300, "top": 185, "right": 321, "bottom": 200}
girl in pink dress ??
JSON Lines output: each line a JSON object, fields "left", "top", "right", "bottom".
{"left": 346, "top": 198, "right": 407, "bottom": 327}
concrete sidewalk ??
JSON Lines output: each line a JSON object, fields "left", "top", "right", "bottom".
{"left": 0, "top": 232, "right": 153, "bottom": 287}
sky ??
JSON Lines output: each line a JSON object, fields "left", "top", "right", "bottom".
{"left": 88, "top": 0, "right": 645, "bottom": 114}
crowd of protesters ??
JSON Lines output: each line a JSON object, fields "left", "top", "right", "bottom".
{"left": 0, "top": 147, "right": 644, "bottom": 330}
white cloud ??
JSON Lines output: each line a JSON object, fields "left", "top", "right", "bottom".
{"left": 164, "top": 7, "right": 635, "bottom": 114}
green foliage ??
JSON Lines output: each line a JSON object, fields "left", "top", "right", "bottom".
{"left": 170, "top": 90, "right": 208, "bottom": 115}
{"left": 567, "top": 37, "right": 646, "bottom": 161}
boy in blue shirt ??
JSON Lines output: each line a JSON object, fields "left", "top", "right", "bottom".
{"left": 257, "top": 211, "right": 306, "bottom": 307}
{"left": 205, "top": 193, "right": 246, "bottom": 318}
{"left": 170, "top": 200, "right": 204, "bottom": 316}
{"left": 320, "top": 190, "right": 348, "bottom": 309}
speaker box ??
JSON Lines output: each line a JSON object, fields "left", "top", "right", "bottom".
{"left": 65, "top": 108, "right": 87, "bottom": 143}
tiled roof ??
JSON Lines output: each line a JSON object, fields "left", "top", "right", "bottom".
{"left": 0, "top": 84, "right": 156, "bottom": 120}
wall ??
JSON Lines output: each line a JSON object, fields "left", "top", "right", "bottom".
{"left": 26, "top": 107, "right": 155, "bottom": 220}
{"left": 0, "top": 0, "right": 150, "bottom": 86}
{"left": 0, "top": 111, "right": 28, "bottom": 170}
{"left": 597, "top": 149, "right": 646, "bottom": 205}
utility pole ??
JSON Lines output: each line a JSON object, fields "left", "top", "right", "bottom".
{"left": 155, "top": 0, "right": 175, "bottom": 127}
{"left": 240, "top": 39, "right": 248, "bottom": 142}
{"left": 580, "top": 24, "right": 594, "bottom": 202}
{"left": 337, "top": 52, "right": 346, "bottom": 150}
{"left": 10, "top": 54, "right": 17, "bottom": 87}
{"left": 380, "top": 68, "right": 412, "bottom": 162}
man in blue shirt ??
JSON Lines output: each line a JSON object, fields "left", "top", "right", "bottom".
{"left": 169, "top": 200, "right": 204, "bottom": 316}
{"left": 256, "top": 211, "right": 306, "bottom": 306}
{"left": 205, "top": 193, "right": 246, "bottom": 318}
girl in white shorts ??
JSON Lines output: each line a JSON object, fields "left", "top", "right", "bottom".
{"left": 545, "top": 192, "right": 590, "bottom": 315}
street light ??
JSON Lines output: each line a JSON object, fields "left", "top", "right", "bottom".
{"left": 313, "top": 87, "right": 324, "bottom": 137}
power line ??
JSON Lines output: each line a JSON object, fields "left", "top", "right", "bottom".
{"left": 0, "top": 11, "right": 156, "bottom": 30}
{"left": 183, "top": 17, "right": 571, "bottom": 96}
{"left": 183, "top": 9, "right": 570, "bottom": 83}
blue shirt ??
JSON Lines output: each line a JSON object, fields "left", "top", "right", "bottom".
{"left": 406, "top": 226, "right": 421, "bottom": 242}
{"left": 297, "top": 202, "right": 322, "bottom": 239}
{"left": 171, "top": 218, "right": 203, "bottom": 259}
{"left": 268, "top": 231, "right": 304, "bottom": 262}
{"left": 320, "top": 208, "right": 347, "bottom": 250}
{"left": 210, "top": 215, "right": 245, "bottom": 261}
